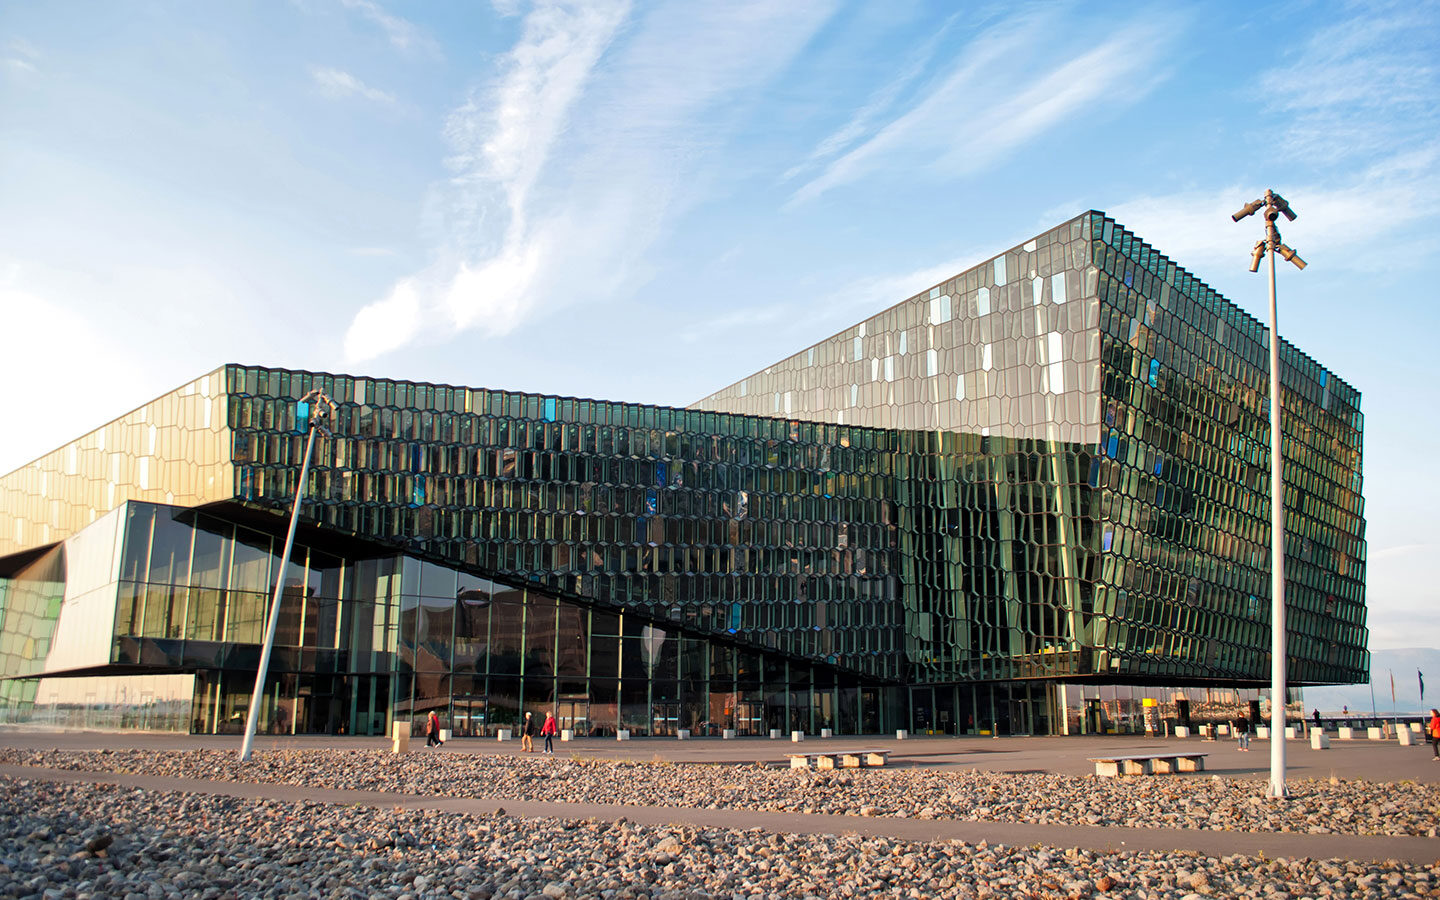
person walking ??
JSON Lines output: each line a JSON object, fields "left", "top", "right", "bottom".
{"left": 425, "top": 710, "right": 444, "bottom": 748}
{"left": 540, "top": 710, "right": 559, "bottom": 754}
{"left": 1234, "top": 715, "right": 1250, "bottom": 751}
{"left": 520, "top": 711, "right": 535, "bottom": 752}
{"left": 1312, "top": 708, "right": 1321, "bottom": 732}
{"left": 1429, "top": 708, "right": 1440, "bottom": 760}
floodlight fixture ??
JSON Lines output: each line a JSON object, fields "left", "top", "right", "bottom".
{"left": 1276, "top": 243, "right": 1306, "bottom": 269}
{"left": 1269, "top": 191, "right": 1297, "bottom": 221}
{"left": 1249, "top": 241, "right": 1266, "bottom": 273}
{"left": 1232, "top": 198, "right": 1265, "bottom": 221}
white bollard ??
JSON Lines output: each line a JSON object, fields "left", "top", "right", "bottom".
{"left": 722, "top": 728, "right": 736, "bottom": 740}
{"left": 1398, "top": 728, "right": 1415, "bottom": 746}
{"left": 1284, "top": 726, "right": 1298, "bottom": 740}
{"left": 820, "top": 728, "right": 833, "bottom": 738}
{"left": 560, "top": 729, "right": 574, "bottom": 742}
{"left": 791, "top": 730, "right": 804, "bottom": 743}
{"left": 677, "top": 729, "right": 690, "bottom": 740}
{"left": 895, "top": 729, "right": 909, "bottom": 740}
{"left": 1368, "top": 727, "right": 1383, "bottom": 740}
{"left": 1174, "top": 725, "right": 1190, "bottom": 738}
{"left": 439, "top": 729, "right": 451, "bottom": 743}
{"left": 1311, "top": 731, "right": 1330, "bottom": 750}
{"left": 497, "top": 728, "right": 512, "bottom": 742}
{"left": 1338, "top": 726, "right": 1355, "bottom": 740}
{"left": 1255, "top": 726, "right": 1270, "bottom": 740}
{"left": 617, "top": 729, "right": 631, "bottom": 741}
{"left": 769, "top": 728, "right": 782, "bottom": 739}
{"left": 392, "top": 721, "right": 410, "bottom": 754}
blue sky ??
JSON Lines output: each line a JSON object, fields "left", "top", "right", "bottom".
{"left": 1, "top": 1, "right": 1437, "bottom": 653}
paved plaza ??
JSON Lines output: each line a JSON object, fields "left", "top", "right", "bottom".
{"left": 2, "top": 728, "right": 1435, "bottom": 866}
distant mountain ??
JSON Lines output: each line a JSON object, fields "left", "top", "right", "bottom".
{"left": 1302, "top": 647, "right": 1440, "bottom": 716}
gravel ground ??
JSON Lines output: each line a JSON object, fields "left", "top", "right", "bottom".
{"left": 1, "top": 748, "right": 1436, "bottom": 838}
{"left": 1, "top": 775, "right": 1434, "bottom": 900}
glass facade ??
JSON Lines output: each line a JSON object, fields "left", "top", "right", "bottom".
{"left": 0, "top": 211, "right": 1367, "bottom": 735}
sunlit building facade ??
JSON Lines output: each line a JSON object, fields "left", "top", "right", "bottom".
{"left": 0, "top": 212, "right": 1367, "bottom": 737}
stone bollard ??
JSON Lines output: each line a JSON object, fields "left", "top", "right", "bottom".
{"left": 561, "top": 729, "right": 574, "bottom": 742}
{"left": 392, "top": 721, "right": 410, "bottom": 754}
{"left": 1284, "top": 726, "right": 1298, "bottom": 740}
{"left": 617, "top": 729, "right": 631, "bottom": 741}
{"left": 1255, "top": 726, "right": 1270, "bottom": 740}
{"left": 677, "top": 729, "right": 690, "bottom": 740}
{"left": 895, "top": 729, "right": 909, "bottom": 740}
{"left": 1368, "top": 727, "right": 1383, "bottom": 740}
{"left": 1217, "top": 723, "right": 1230, "bottom": 736}
{"left": 439, "top": 729, "right": 451, "bottom": 743}
{"left": 791, "top": 730, "right": 804, "bottom": 743}
{"left": 1398, "top": 727, "right": 1415, "bottom": 746}
{"left": 1338, "top": 726, "right": 1355, "bottom": 740}
{"left": 497, "top": 728, "right": 513, "bottom": 742}
{"left": 1174, "top": 725, "right": 1190, "bottom": 738}
{"left": 1311, "top": 731, "right": 1330, "bottom": 750}
{"left": 769, "top": 728, "right": 782, "bottom": 739}
{"left": 820, "top": 728, "right": 833, "bottom": 738}
{"left": 722, "top": 728, "right": 736, "bottom": 740}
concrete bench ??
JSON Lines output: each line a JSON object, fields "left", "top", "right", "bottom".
{"left": 1089, "top": 752, "right": 1207, "bottom": 777}
{"left": 786, "top": 749, "right": 891, "bottom": 769}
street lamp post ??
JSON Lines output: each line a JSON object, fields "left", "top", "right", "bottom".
{"left": 1233, "top": 190, "right": 1306, "bottom": 799}
{"left": 238, "top": 388, "right": 338, "bottom": 762}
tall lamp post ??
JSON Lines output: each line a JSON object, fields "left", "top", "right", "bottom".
{"left": 239, "top": 388, "right": 338, "bottom": 762}
{"left": 1233, "top": 190, "right": 1306, "bottom": 799}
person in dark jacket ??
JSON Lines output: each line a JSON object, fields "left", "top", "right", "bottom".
{"left": 520, "top": 711, "right": 535, "bottom": 752}
{"left": 425, "top": 710, "right": 444, "bottom": 747}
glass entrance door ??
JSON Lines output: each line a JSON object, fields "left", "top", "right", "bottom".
{"left": 556, "top": 697, "right": 588, "bottom": 736}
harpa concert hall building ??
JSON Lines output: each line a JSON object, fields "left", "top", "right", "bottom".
{"left": 0, "top": 212, "right": 1368, "bottom": 738}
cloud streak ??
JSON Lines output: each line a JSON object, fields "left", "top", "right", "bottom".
{"left": 787, "top": 11, "right": 1180, "bottom": 207}
{"left": 311, "top": 66, "right": 397, "bottom": 104}
{"left": 344, "top": 0, "right": 840, "bottom": 363}
{"left": 339, "top": 0, "right": 443, "bottom": 58}
{"left": 1259, "top": 1, "right": 1438, "bottom": 165}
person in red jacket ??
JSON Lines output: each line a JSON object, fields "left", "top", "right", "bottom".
{"left": 1429, "top": 708, "right": 1439, "bottom": 760}
{"left": 540, "top": 710, "right": 559, "bottom": 754}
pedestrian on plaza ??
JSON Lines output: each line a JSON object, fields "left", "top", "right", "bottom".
{"left": 1312, "top": 708, "right": 1321, "bottom": 731}
{"left": 1429, "top": 708, "right": 1440, "bottom": 760}
{"left": 521, "top": 711, "right": 535, "bottom": 752}
{"left": 540, "top": 710, "right": 559, "bottom": 754}
{"left": 425, "top": 710, "right": 444, "bottom": 748}
{"left": 1234, "top": 715, "right": 1250, "bottom": 751}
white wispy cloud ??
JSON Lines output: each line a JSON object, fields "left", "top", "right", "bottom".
{"left": 339, "top": 0, "right": 443, "bottom": 58}
{"left": 1259, "top": 0, "right": 1438, "bottom": 165}
{"left": 4, "top": 37, "right": 40, "bottom": 75}
{"left": 781, "top": 18, "right": 954, "bottom": 183}
{"left": 311, "top": 66, "right": 397, "bottom": 104}
{"left": 344, "top": 0, "right": 840, "bottom": 363}
{"left": 1106, "top": 145, "right": 1440, "bottom": 274}
{"left": 787, "top": 10, "right": 1182, "bottom": 207}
